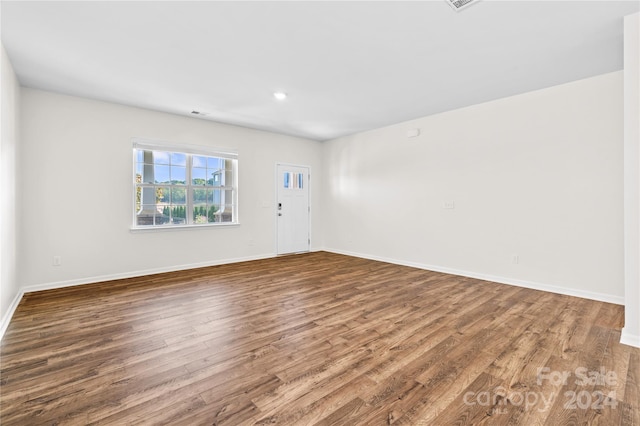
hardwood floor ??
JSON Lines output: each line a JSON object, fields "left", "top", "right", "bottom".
{"left": 1, "top": 251, "right": 638, "bottom": 425}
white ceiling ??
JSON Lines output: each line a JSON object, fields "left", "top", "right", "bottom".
{"left": 2, "top": 1, "right": 638, "bottom": 141}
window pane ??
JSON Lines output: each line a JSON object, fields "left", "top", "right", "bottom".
{"left": 223, "top": 189, "right": 233, "bottom": 204}
{"left": 156, "top": 186, "right": 170, "bottom": 203}
{"left": 139, "top": 164, "right": 155, "bottom": 184}
{"left": 139, "top": 186, "right": 157, "bottom": 206}
{"left": 137, "top": 204, "right": 157, "bottom": 226}
{"left": 208, "top": 205, "right": 220, "bottom": 223}
{"left": 135, "top": 186, "right": 142, "bottom": 212}
{"left": 210, "top": 189, "right": 233, "bottom": 205}
{"left": 192, "top": 167, "right": 206, "bottom": 185}
{"left": 155, "top": 204, "right": 170, "bottom": 225}
{"left": 135, "top": 150, "right": 144, "bottom": 163}
{"left": 171, "top": 152, "right": 186, "bottom": 166}
{"left": 210, "top": 189, "right": 221, "bottom": 205}
{"left": 193, "top": 155, "right": 206, "bottom": 168}
{"left": 219, "top": 205, "right": 234, "bottom": 222}
{"left": 154, "top": 165, "right": 171, "bottom": 184}
{"left": 207, "top": 157, "right": 224, "bottom": 169}
{"left": 170, "top": 205, "right": 187, "bottom": 223}
{"left": 153, "top": 151, "right": 170, "bottom": 165}
{"left": 135, "top": 164, "right": 144, "bottom": 183}
{"left": 140, "top": 150, "right": 154, "bottom": 164}
{"left": 171, "top": 166, "right": 186, "bottom": 184}
{"left": 193, "top": 203, "right": 208, "bottom": 224}
{"left": 209, "top": 172, "right": 222, "bottom": 186}
{"left": 205, "top": 170, "right": 216, "bottom": 186}
{"left": 201, "top": 188, "right": 211, "bottom": 204}
{"left": 193, "top": 188, "right": 207, "bottom": 204}
{"left": 171, "top": 187, "right": 186, "bottom": 204}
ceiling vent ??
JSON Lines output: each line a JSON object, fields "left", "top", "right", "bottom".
{"left": 446, "top": 0, "right": 481, "bottom": 12}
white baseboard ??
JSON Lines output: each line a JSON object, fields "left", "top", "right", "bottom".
{"left": 0, "top": 289, "right": 24, "bottom": 342}
{"left": 323, "top": 248, "right": 625, "bottom": 305}
{"left": 0, "top": 252, "right": 275, "bottom": 342}
{"left": 20, "top": 253, "right": 276, "bottom": 294}
{"left": 620, "top": 328, "right": 640, "bottom": 348}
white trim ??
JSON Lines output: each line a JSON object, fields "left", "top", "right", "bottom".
{"left": 130, "top": 223, "right": 240, "bottom": 233}
{"left": 0, "top": 289, "right": 24, "bottom": 342}
{"left": 20, "top": 253, "right": 275, "bottom": 295}
{"left": 323, "top": 248, "right": 624, "bottom": 305}
{"left": 0, "top": 253, "right": 275, "bottom": 342}
{"left": 620, "top": 328, "right": 640, "bottom": 348}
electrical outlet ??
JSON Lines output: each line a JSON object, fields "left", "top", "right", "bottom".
{"left": 53, "top": 256, "right": 62, "bottom": 266}
{"left": 443, "top": 201, "right": 455, "bottom": 209}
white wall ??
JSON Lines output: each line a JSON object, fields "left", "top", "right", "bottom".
{"left": 623, "top": 13, "right": 640, "bottom": 347}
{"left": 1, "top": 44, "right": 21, "bottom": 331}
{"left": 18, "top": 89, "right": 323, "bottom": 290}
{"left": 322, "top": 71, "right": 624, "bottom": 303}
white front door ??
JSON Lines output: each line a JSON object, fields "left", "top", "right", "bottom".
{"left": 277, "top": 164, "right": 310, "bottom": 255}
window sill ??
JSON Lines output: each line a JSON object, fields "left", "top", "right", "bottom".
{"left": 130, "top": 222, "right": 240, "bottom": 233}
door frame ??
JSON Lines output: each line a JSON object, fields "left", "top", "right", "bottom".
{"left": 275, "top": 163, "right": 311, "bottom": 255}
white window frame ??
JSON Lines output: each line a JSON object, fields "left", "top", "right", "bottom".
{"left": 131, "top": 138, "right": 238, "bottom": 230}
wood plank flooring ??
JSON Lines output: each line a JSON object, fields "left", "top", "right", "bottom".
{"left": 1, "top": 251, "right": 638, "bottom": 425}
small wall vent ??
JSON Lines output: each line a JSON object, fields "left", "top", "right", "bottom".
{"left": 446, "top": 0, "right": 481, "bottom": 12}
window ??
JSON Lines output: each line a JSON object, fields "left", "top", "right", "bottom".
{"left": 283, "top": 171, "right": 304, "bottom": 189}
{"left": 133, "top": 140, "right": 238, "bottom": 228}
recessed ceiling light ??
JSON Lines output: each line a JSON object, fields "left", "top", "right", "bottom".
{"left": 273, "top": 92, "right": 288, "bottom": 101}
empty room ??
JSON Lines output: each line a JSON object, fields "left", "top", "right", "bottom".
{"left": 1, "top": 1, "right": 640, "bottom": 424}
